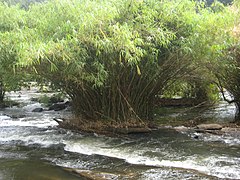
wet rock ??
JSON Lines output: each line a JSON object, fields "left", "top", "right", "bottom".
{"left": 32, "top": 107, "right": 43, "bottom": 112}
{"left": 222, "top": 127, "right": 239, "bottom": 132}
{"left": 195, "top": 124, "right": 223, "bottom": 130}
{"left": 193, "top": 134, "right": 199, "bottom": 139}
{"left": 221, "top": 127, "right": 240, "bottom": 136}
{"left": 195, "top": 129, "right": 224, "bottom": 135}
{"left": 193, "top": 124, "right": 224, "bottom": 135}
{"left": 48, "top": 101, "right": 70, "bottom": 111}
{"left": 64, "top": 168, "right": 136, "bottom": 180}
{"left": 10, "top": 114, "right": 26, "bottom": 119}
{"left": 53, "top": 118, "right": 65, "bottom": 124}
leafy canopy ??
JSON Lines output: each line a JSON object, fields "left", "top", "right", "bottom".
{"left": 0, "top": 0, "right": 236, "bottom": 122}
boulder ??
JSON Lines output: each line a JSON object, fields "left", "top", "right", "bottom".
{"left": 48, "top": 101, "right": 70, "bottom": 111}
{"left": 32, "top": 108, "right": 43, "bottom": 112}
{"left": 195, "top": 124, "right": 223, "bottom": 130}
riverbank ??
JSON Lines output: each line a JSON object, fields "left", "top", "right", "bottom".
{"left": 54, "top": 114, "right": 240, "bottom": 139}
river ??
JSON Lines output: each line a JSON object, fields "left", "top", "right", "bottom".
{"left": 0, "top": 90, "right": 239, "bottom": 179}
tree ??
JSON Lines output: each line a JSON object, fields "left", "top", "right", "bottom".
{"left": 2, "top": 0, "right": 235, "bottom": 127}
{"left": 0, "top": 2, "right": 28, "bottom": 103}
{"left": 162, "top": 1, "right": 234, "bottom": 105}
{"left": 211, "top": 1, "right": 240, "bottom": 121}
{"left": 16, "top": 0, "right": 198, "bottom": 123}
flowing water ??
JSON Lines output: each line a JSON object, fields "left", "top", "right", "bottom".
{"left": 0, "top": 91, "right": 239, "bottom": 179}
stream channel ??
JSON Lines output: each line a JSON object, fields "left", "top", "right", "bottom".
{"left": 0, "top": 90, "right": 240, "bottom": 179}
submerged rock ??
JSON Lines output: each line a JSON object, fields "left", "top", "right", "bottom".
{"left": 64, "top": 168, "right": 136, "bottom": 180}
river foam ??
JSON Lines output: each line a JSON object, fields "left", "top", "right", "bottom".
{"left": 63, "top": 137, "right": 240, "bottom": 179}
{"left": 0, "top": 91, "right": 240, "bottom": 179}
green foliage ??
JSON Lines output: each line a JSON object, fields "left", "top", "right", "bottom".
{"left": 0, "top": 0, "right": 45, "bottom": 9}
{"left": 0, "top": 2, "right": 33, "bottom": 101}
{"left": 162, "top": 80, "right": 220, "bottom": 103}
{"left": 206, "top": 0, "right": 240, "bottom": 120}
{"left": 17, "top": 0, "right": 197, "bottom": 121}
{"left": 0, "top": 0, "right": 236, "bottom": 122}
{"left": 159, "top": 0, "right": 233, "bottom": 104}
{"left": 37, "top": 93, "right": 65, "bottom": 106}
{"left": 35, "top": 94, "right": 49, "bottom": 104}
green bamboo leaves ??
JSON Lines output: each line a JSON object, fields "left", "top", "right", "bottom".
{"left": 0, "top": 0, "right": 237, "bottom": 122}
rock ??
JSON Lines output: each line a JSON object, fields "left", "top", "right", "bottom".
{"left": 221, "top": 127, "right": 240, "bottom": 136}
{"left": 195, "top": 124, "right": 223, "bottom": 130}
{"left": 193, "top": 134, "right": 199, "bottom": 139}
{"left": 32, "top": 108, "right": 43, "bottom": 112}
{"left": 195, "top": 129, "right": 224, "bottom": 135}
{"left": 222, "top": 127, "right": 239, "bottom": 132}
{"left": 53, "top": 118, "right": 65, "bottom": 124}
{"left": 194, "top": 124, "right": 223, "bottom": 135}
{"left": 10, "top": 114, "right": 26, "bottom": 119}
{"left": 63, "top": 168, "right": 136, "bottom": 180}
{"left": 48, "top": 101, "right": 70, "bottom": 111}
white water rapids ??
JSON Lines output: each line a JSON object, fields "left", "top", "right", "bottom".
{"left": 0, "top": 91, "right": 239, "bottom": 179}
